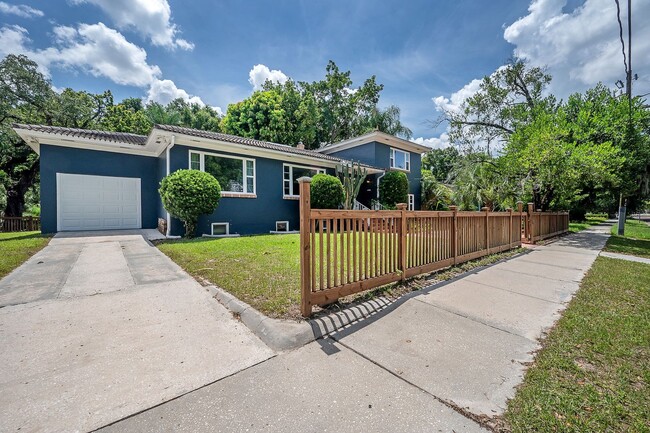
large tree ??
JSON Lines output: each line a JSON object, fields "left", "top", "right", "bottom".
{"left": 222, "top": 61, "right": 411, "bottom": 149}
{"left": 0, "top": 54, "right": 117, "bottom": 216}
{"left": 1, "top": 55, "right": 55, "bottom": 217}
{"left": 438, "top": 60, "right": 647, "bottom": 212}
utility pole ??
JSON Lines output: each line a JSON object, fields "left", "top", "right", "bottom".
{"left": 617, "top": 0, "right": 632, "bottom": 236}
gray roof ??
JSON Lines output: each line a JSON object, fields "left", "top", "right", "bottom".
{"left": 154, "top": 124, "right": 343, "bottom": 162}
{"left": 13, "top": 123, "right": 147, "bottom": 146}
{"left": 13, "top": 123, "right": 381, "bottom": 168}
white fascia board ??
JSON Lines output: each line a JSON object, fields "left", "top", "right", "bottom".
{"left": 13, "top": 128, "right": 157, "bottom": 157}
{"left": 319, "top": 131, "right": 431, "bottom": 155}
{"left": 160, "top": 132, "right": 343, "bottom": 169}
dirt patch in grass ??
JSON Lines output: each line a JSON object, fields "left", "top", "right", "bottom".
{"left": 502, "top": 257, "right": 650, "bottom": 432}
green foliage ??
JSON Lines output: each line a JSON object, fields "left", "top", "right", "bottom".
{"left": 101, "top": 103, "right": 152, "bottom": 135}
{"left": 222, "top": 61, "right": 411, "bottom": 149}
{"left": 336, "top": 161, "right": 368, "bottom": 209}
{"left": 1, "top": 54, "right": 54, "bottom": 216}
{"left": 442, "top": 59, "right": 649, "bottom": 213}
{"left": 221, "top": 89, "right": 298, "bottom": 145}
{"left": 310, "top": 173, "right": 344, "bottom": 209}
{"left": 159, "top": 169, "right": 221, "bottom": 238}
{"left": 0, "top": 182, "right": 6, "bottom": 215}
{"left": 379, "top": 171, "right": 408, "bottom": 208}
{"left": 422, "top": 146, "right": 459, "bottom": 182}
{"left": 421, "top": 170, "right": 452, "bottom": 210}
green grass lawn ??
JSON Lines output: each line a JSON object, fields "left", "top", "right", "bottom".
{"left": 0, "top": 231, "right": 51, "bottom": 279}
{"left": 568, "top": 215, "right": 608, "bottom": 233}
{"left": 505, "top": 257, "right": 650, "bottom": 432}
{"left": 158, "top": 233, "right": 525, "bottom": 319}
{"left": 158, "top": 234, "right": 303, "bottom": 318}
{"left": 604, "top": 219, "right": 650, "bottom": 258}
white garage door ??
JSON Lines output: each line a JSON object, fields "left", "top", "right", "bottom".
{"left": 57, "top": 173, "right": 142, "bottom": 231}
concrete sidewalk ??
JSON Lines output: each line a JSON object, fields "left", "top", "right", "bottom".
{"left": 100, "top": 224, "right": 612, "bottom": 432}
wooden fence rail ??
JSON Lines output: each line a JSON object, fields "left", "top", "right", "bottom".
{"left": 299, "top": 178, "right": 551, "bottom": 317}
{"left": 1, "top": 216, "right": 41, "bottom": 233}
{"left": 524, "top": 203, "right": 570, "bottom": 243}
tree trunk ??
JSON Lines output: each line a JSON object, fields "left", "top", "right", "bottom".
{"left": 3, "top": 161, "right": 39, "bottom": 217}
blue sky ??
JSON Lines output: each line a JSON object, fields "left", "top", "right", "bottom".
{"left": 1, "top": 0, "right": 649, "bottom": 146}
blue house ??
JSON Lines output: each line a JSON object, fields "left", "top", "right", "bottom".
{"left": 13, "top": 124, "right": 430, "bottom": 236}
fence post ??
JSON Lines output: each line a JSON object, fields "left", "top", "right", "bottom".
{"left": 482, "top": 207, "right": 490, "bottom": 254}
{"left": 450, "top": 205, "right": 458, "bottom": 265}
{"left": 298, "top": 177, "right": 312, "bottom": 318}
{"left": 517, "top": 201, "right": 523, "bottom": 242}
{"left": 397, "top": 203, "right": 407, "bottom": 281}
{"left": 507, "top": 207, "right": 513, "bottom": 247}
{"left": 527, "top": 203, "right": 534, "bottom": 242}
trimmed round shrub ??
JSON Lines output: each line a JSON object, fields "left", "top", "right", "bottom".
{"left": 379, "top": 170, "right": 409, "bottom": 209}
{"left": 159, "top": 169, "right": 221, "bottom": 238}
{"left": 310, "top": 173, "right": 344, "bottom": 209}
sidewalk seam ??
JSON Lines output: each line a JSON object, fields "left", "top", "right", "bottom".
{"left": 331, "top": 336, "right": 497, "bottom": 432}
{"left": 412, "top": 298, "right": 537, "bottom": 343}
{"left": 88, "top": 355, "right": 278, "bottom": 432}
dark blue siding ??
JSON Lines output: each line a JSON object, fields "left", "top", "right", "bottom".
{"left": 167, "top": 144, "right": 333, "bottom": 236}
{"left": 329, "top": 141, "right": 422, "bottom": 209}
{"left": 39, "top": 144, "right": 159, "bottom": 233}
{"left": 327, "top": 143, "right": 377, "bottom": 167}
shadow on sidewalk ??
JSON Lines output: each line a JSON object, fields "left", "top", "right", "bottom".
{"left": 308, "top": 249, "right": 534, "bottom": 350}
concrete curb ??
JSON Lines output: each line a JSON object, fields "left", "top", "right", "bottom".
{"left": 206, "top": 285, "right": 399, "bottom": 351}
{"left": 205, "top": 248, "right": 531, "bottom": 352}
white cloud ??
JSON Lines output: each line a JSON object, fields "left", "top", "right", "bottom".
{"left": 432, "top": 78, "right": 483, "bottom": 113}
{"left": 71, "top": 0, "right": 193, "bottom": 50}
{"left": 211, "top": 106, "right": 224, "bottom": 116}
{"left": 146, "top": 79, "right": 204, "bottom": 105}
{"left": 429, "top": 0, "right": 650, "bottom": 149}
{"left": 248, "top": 64, "right": 289, "bottom": 90}
{"left": 0, "top": 2, "right": 44, "bottom": 18}
{"left": 414, "top": 134, "right": 451, "bottom": 149}
{"left": 504, "top": 0, "right": 650, "bottom": 98}
{"left": 1, "top": 23, "right": 161, "bottom": 86}
{"left": 0, "top": 23, "right": 201, "bottom": 108}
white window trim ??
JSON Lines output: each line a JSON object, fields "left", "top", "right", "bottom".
{"left": 211, "top": 222, "right": 229, "bottom": 236}
{"left": 275, "top": 221, "right": 289, "bottom": 231}
{"left": 283, "top": 163, "right": 326, "bottom": 198}
{"left": 390, "top": 148, "right": 411, "bottom": 172}
{"left": 408, "top": 194, "right": 415, "bottom": 211}
{"left": 189, "top": 150, "right": 256, "bottom": 196}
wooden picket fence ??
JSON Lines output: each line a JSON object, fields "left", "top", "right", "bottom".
{"left": 1, "top": 216, "right": 41, "bottom": 233}
{"left": 300, "top": 179, "right": 540, "bottom": 317}
{"left": 524, "top": 203, "right": 570, "bottom": 242}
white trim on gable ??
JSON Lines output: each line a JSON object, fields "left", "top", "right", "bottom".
{"left": 318, "top": 130, "right": 430, "bottom": 155}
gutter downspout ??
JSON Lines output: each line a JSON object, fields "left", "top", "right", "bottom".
{"left": 376, "top": 171, "right": 386, "bottom": 200}
{"left": 165, "top": 135, "right": 175, "bottom": 236}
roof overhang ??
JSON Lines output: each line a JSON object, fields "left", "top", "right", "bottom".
{"left": 12, "top": 126, "right": 166, "bottom": 157}
{"left": 319, "top": 130, "right": 431, "bottom": 155}
{"left": 12, "top": 124, "right": 384, "bottom": 174}
{"left": 148, "top": 128, "right": 384, "bottom": 173}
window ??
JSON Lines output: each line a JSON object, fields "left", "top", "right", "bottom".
{"left": 211, "top": 222, "right": 229, "bottom": 236}
{"left": 189, "top": 151, "right": 255, "bottom": 195}
{"left": 408, "top": 194, "right": 415, "bottom": 211}
{"left": 275, "top": 221, "right": 289, "bottom": 232}
{"left": 390, "top": 148, "right": 410, "bottom": 171}
{"left": 283, "top": 164, "right": 325, "bottom": 197}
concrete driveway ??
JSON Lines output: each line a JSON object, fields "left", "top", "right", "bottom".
{"left": 0, "top": 231, "right": 274, "bottom": 433}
